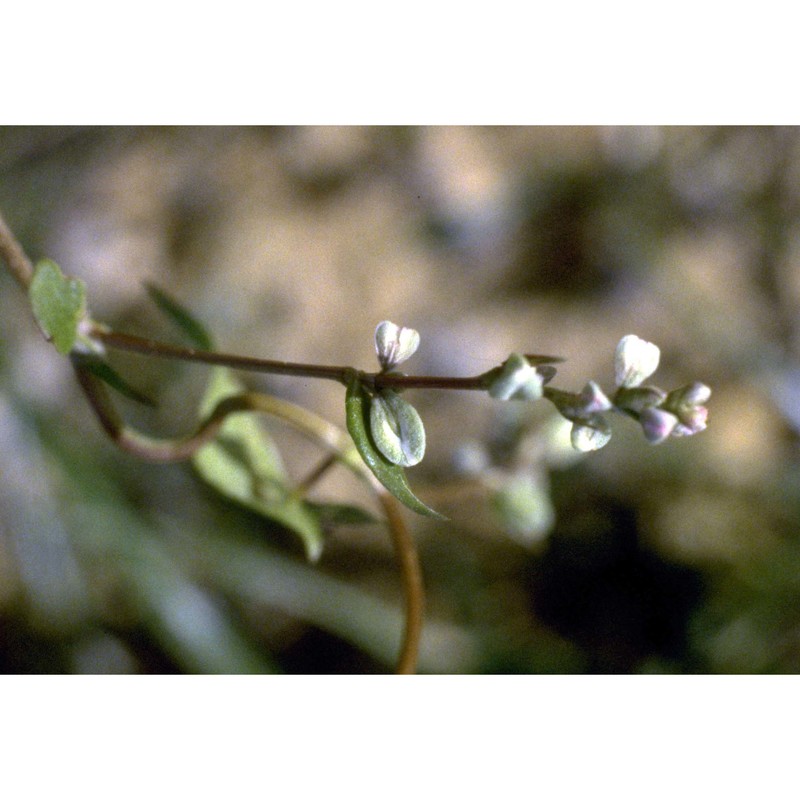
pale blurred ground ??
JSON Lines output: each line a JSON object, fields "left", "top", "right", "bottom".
{"left": 2, "top": 126, "right": 800, "bottom": 673}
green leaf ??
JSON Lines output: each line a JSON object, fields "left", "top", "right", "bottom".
{"left": 369, "top": 389, "right": 426, "bottom": 467}
{"left": 71, "top": 353, "right": 156, "bottom": 407}
{"left": 306, "top": 502, "right": 379, "bottom": 526}
{"left": 193, "top": 368, "right": 325, "bottom": 561}
{"left": 145, "top": 282, "right": 214, "bottom": 350}
{"left": 345, "top": 376, "right": 445, "bottom": 519}
{"left": 29, "top": 259, "right": 87, "bottom": 354}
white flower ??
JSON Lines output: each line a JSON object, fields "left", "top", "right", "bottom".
{"left": 614, "top": 334, "right": 661, "bottom": 388}
{"left": 375, "top": 321, "right": 420, "bottom": 372}
{"left": 488, "top": 354, "right": 544, "bottom": 401}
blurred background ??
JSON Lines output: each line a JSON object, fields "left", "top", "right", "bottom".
{"left": 1, "top": 126, "right": 799, "bottom": 674}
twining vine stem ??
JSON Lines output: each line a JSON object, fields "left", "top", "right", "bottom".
{"left": 0, "top": 212, "right": 34, "bottom": 290}
{"left": 74, "top": 362, "right": 425, "bottom": 674}
{"left": 1, "top": 206, "right": 713, "bottom": 669}
{"left": 0, "top": 208, "right": 433, "bottom": 675}
{"left": 0, "top": 209, "right": 596, "bottom": 676}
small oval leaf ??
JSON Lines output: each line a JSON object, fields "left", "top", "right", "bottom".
{"left": 369, "top": 389, "right": 426, "bottom": 467}
{"left": 29, "top": 259, "right": 87, "bottom": 355}
{"left": 193, "top": 368, "right": 325, "bottom": 561}
{"left": 345, "top": 377, "right": 445, "bottom": 519}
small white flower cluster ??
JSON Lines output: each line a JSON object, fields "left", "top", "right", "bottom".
{"left": 372, "top": 323, "right": 711, "bottom": 466}
{"left": 489, "top": 334, "right": 710, "bottom": 452}
{"left": 612, "top": 335, "right": 710, "bottom": 445}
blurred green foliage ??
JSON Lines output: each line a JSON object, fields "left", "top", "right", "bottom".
{"left": 2, "top": 126, "right": 800, "bottom": 673}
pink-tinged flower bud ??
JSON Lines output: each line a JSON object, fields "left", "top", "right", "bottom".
{"left": 374, "top": 321, "right": 420, "bottom": 372}
{"left": 639, "top": 407, "right": 679, "bottom": 444}
{"left": 672, "top": 405, "right": 708, "bottom": 436}
{"left": 663, "top": 381, "right": 710, "bottom": 436}
{"left": 545, "top": 384, "right": 611, "bottom": 421}
{"left": 682, "top": 381, "right": 711, "bottom": 406}
{"left": 666, "top": 381, "right": 712, "bottom": 408}
{"left": 578, "top": 381, "right": 613, "bottom": 414}
{"left": 614, "top": 334, "right": 661, "bottom": 388}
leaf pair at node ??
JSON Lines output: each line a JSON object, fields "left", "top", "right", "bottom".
{"left": 343, "top": 321, "right": 442, "bottom": 518}
{"left": 345, "top": 377, "right": 443, "bottom": 519}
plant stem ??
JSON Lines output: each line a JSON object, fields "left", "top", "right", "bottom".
{"left": 93, "top": 327, "right": 562, "bottom": 393}
{"left": 73, "top": 362, "right": 230, "bottom": 461}
{"left": 1, "top": 207, "right": 545, "bottom": 675}
{"left": 92, "top": 328, "right": 352, "bottom": 384}
{"left": 0, "top": 210, "right": 35, "bottom": 290}
{"left": 292, "top": 452, "right": 339, "bottom": 497}
{"left": 74, "top": 359, "right": 424, "bottom": 673}
{"left": 373, "top": 373, "right": 488, "bottom": 391}
{"left": 376, "top": 489, "right": 424, "bottom": 675}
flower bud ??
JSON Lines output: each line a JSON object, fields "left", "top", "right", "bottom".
{"left": 488, "top": 354, "right": 544, "bottom": 401}
{"left": 369, "top": 389, "right": 426, "bottom": 467}
{"left": 666, "top": 381, "right": 712, "bottom": 408}
{"left": 570, "top": 417, "right": 612, "bottom": 452}
{"left": 614, "top": 334, "right": 661, "bottom": 388}
{"left": 546, "top": 382, "right": 611, "bottom": 422}
{"left": 375, "top": 321, "right": 420, "bottom": 372}
{"left": 672, "top": 406, "right": 709, "bottom": 436}
{"left": 578, "top": 381, "right": 613, "bottom": 413}
{"left": 662, "top": 381, "right": 710, "bottom": 436}
{"left": 639, "top": 407, "right": 679, "bottom": 444}
{"left": 614, "top": 385, "right": 667, "bottom": 415}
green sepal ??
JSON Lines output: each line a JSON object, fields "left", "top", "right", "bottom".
{"left": 193, "top": 368, "right": 325, "bottom": 562}
{"left": 29, "top": 259, "right": 87, "bottom": 354}
{"left": 345, "top": 376, "right": 445, "bottom": 519}
{"left": 145, "top": 282, "right": 214, "bottom": 350}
